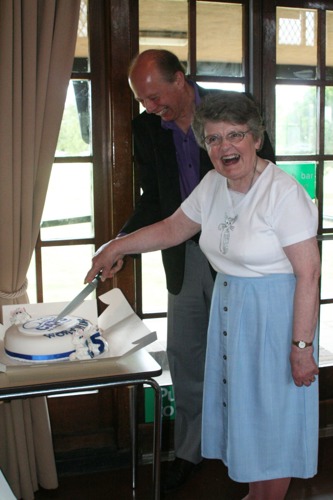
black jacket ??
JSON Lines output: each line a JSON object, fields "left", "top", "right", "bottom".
{"left": 121, "top": 86, "right": 275, "bottom": 294}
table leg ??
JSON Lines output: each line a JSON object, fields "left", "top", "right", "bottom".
{"left": 129, "top": 385, "right": 138, "bottom": 489}
{"left": 128, "top": 379, "right": 162, "bottom": 500}
{"left": 147, "top": 379, "right": 162, "bottom": 500}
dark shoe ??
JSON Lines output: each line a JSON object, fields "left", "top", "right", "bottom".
{"left": 161, "top": 457, "right": 201, "bottom": 493}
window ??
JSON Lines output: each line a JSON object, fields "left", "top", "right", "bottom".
{"left": 267, "top": 4, "right": 333, "bottom": 366}
{"left": 138, "top": 0, "right": 247, "bottom": 334}
{"left": 27, "top": 0, "right": 134, "bottom": 321}
{"left": 28, "top": 1, "right": 96, "bottom": 304}
{"left": 28, "top": 0, "right": 333, "bottom": 369}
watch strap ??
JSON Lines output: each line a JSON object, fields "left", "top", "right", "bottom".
{"left": 292, "top": 340, "right": 313, "bottom": 349}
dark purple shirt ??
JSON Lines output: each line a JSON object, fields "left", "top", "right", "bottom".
{"left": 161, "top": 81, "right": 201, "bottom": 201}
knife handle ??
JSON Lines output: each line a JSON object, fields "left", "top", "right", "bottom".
{"left": 92, "top": 271, "right": 102, "bottom": 286}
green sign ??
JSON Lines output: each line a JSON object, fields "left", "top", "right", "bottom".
{"left": 145, "top": 384, "right": 175, "bottom": 423}
{"left": 277, "top": 162, "right": 316, "bottom": 199}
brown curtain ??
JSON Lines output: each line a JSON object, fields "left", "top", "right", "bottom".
{"left": 0, "top": 1, "right": 80, "bottom": 498}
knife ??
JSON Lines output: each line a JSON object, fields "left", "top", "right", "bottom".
{"left": 55, "top": 272, "right": 102, "bottom": 322}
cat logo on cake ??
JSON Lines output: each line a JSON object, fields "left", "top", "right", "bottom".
{"left": 4, "top": 307, "right": 108, "bottom": 362}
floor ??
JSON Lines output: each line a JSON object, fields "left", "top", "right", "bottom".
{"left": 34, "top": 437, "right": 333, "bottom": 500}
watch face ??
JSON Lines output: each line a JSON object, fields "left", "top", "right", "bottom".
{"left": 298, "top": 341, "right": 306, "bottom": 348}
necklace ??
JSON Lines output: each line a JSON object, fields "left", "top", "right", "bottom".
{"left": 227, "top": 156, "right": 258, "bottom": 194}
{"left": 221, "top": 157, "right": 260, "bottom": 255}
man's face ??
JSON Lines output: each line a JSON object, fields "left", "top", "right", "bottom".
{"left": 129, "top": 63, "right": 186, "bottom": 122}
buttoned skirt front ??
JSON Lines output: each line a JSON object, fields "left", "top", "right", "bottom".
{"left": 202, "top": 273, "right": 318, "bottom": 482}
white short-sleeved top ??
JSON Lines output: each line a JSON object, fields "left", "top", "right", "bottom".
{"left": 181, "top": 162, "right": 318, "bottom": 277}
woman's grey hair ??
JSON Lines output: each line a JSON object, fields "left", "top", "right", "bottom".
{"left": 192, "top": 91, "right": 265, "bottom": 149}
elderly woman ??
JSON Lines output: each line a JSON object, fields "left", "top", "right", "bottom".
{"left": 85, "top": 92, "right": 320, "bottom": 500}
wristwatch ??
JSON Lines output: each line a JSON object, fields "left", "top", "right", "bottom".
{"left": 292, "top": 340, "right": 313, "bottom": 349}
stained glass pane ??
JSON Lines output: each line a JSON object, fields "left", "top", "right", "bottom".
{"left": 321, "top": 240, "right": 333, "bottom": 300}
{"left": 41, "top": 245, "right": 95, "bottom": 303}
{"left": 142, "top": 252, "right": 167, "bottom": 314}
{"left": 139, "top": 0, "right": 188, "bottom": 65}
{"left": 325, "top": 88, "right": 333, "bottom": 154}
{"left": 275, "top": 85, "right": 317, "bottom": 155}
{"left": 323, "top": 161, "right": 333, "bottom": 229}
{"left": 56, "top": 81, "right": 91, "bottom": 156}
{"left": 319, "top": 304, "right": 333, "bottom": 367}
{"left": 326, "top": 11, "right": 333, "bottom": 80}
{"left": 276, "top": 7, "right": 317, "bottom": 79}
{"left": 74, "top": 0, "right": 89, "bottom": 72}
{"left": 40, "top": 163, "right": 94, "bottom": 241}
{"left": 197, "top": 2, "right": 243, "bottom": 77}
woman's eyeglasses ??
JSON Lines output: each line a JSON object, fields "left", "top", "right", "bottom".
{"left": 203, "top": 130, "right": 251, "bottom": 147}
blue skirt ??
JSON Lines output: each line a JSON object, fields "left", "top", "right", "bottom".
{"left": 202, "top": 273, "right": 318, "bottom": 482}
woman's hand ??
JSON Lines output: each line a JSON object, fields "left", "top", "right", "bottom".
{"left": 84, "top": 209, "right": 201, "bottom": 285}
{"left": 290, "top": 345, "right": 319, "bottom": 387}
{"left": 84, "top": 239, "right": 125, "bottom": 283}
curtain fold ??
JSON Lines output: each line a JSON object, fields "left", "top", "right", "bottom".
{"left": 0, "top": 1, "right": 81, "bottom": 498}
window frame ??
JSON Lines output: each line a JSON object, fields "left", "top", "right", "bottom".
{"left": 30, "top": 0, "right": 333, "bottom": 393}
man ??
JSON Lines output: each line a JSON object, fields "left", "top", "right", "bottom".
{"left": 121, "top": 49, "right": 275, "bottom": 492}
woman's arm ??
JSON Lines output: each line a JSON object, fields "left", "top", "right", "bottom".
{"left": 283, "top": 236, "right": 321, "bottom": 387}
{"left": 85, "top": 208, "right": 201, "bottom": 283}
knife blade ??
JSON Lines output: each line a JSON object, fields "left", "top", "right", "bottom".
{"left": 55, "top": 272, "right": 102, "bottom": 322}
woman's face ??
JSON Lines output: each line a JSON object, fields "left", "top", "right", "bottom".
{"left": 203, "top": 121, "right": 261, "bottom": 182}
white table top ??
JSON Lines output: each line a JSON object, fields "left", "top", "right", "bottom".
{"left": 0, "top": 349, "right": 162, "bottom": 400}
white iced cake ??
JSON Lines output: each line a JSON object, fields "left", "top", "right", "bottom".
{"left": 4, "top": 308, "right": 108, "bottom": 362}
